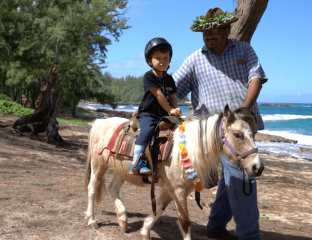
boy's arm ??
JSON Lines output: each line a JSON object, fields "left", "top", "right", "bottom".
{"left": 150, "top": 88, "right": 172, "bottom": 113}
{"left": 169, "top": 94, "right": 178, "bottom": 108}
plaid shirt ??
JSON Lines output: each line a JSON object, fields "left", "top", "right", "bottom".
{"left": 173, "top": 39, "right": 268, "bottom": 130}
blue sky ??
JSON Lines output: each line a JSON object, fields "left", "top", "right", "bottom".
{"left": 103, "top": 0, "right": 312, "bottom": 104}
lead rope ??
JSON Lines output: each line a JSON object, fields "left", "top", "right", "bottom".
{"left": 243, "top": 172, "right": 253, "bottom": 196}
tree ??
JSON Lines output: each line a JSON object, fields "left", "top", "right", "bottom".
{"left": 0, "top": 0, "right": 130, "bottom": 143}
{"left": 229, "top": 0, "right": 269, "bottom": 43}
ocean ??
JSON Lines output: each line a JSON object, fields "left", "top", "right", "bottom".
{"left": 78, "top": 102, "right": 312, "bottom": 161}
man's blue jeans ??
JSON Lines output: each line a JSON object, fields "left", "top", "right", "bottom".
{"left": 207, "top": 154, "right": 260, "bottom": 240}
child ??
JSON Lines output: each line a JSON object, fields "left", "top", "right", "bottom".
{"left": 130, "top": 37, "right": 182, "bottom": 175}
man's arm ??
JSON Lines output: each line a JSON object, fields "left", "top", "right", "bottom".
{"left": 242, "top": 78, "right": 262, "bottom": 109}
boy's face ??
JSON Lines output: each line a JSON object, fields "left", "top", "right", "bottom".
{"left": 148, "top": 50, "right": 170, "bottom": 72}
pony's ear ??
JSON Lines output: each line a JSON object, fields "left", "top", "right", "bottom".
{"left": 224, "top": 104, "right": 236, "bottom": 125}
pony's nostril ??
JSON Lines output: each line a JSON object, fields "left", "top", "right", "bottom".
{"left": 252, "top": 165, "right": 259, "bottom": 173}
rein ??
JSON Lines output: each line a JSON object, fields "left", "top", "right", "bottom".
{"left": 220, "top": 117, "right": 258, "bottom": 196}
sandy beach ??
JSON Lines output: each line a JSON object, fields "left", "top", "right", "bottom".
{"left": 0, "top": 111, "right": 311, "bottom": 239}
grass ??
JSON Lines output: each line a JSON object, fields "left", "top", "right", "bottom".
{"left": 4, "top": 175, "right": 13, "bottom": 179}
{"left": 57, "top": 117, "right": 91, "bottom": 126}
{"left": 33, "top": 183, "right": 53, "bottom": 187}
{"left": 260, "top": 214, "right": 269, "bottom": 221}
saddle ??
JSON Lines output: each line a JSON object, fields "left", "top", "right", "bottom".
{"left": 100, "top": 116, "right": 182, "bottom": 170}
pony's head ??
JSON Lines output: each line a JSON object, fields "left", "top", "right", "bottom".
{"left": 221, "top": 105, "right": 264, "bottom": 178}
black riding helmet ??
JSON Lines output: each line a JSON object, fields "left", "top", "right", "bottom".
{"left": 144, "top": 37, "right": 173, "bottom": 68}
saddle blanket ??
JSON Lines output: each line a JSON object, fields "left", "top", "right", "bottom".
{"left": 99, "top": 122, "right": 174, "bottom": 164}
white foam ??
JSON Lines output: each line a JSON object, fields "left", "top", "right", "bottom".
{"left": 259, "top": 130, "right": 312, "bottom": 146}
{"left": 261, "top": 114, "right": 312, "bottom": 121}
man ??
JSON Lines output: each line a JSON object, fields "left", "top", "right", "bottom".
{"left": 173, "top": 7, "right": 267, "bottom": 240}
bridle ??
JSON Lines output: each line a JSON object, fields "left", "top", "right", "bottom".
{"left": 220, "top": 117, "right": 258, "bottom": 196}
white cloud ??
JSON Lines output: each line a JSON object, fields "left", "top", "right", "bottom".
{"left": 107, "top": 52, "right": 147, "bottom": 69}
{"left": 297, "top": 90, "right": 302, "bottom": 96}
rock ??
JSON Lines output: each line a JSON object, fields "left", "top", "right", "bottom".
{"left": 298, "top": 147, "right": 312, "bottom": 153}
{"left": 255, "top": 132, "right": 298, "bottom": 144}
{"left": 258, "top": 103, "right": 296, "bottom": 107}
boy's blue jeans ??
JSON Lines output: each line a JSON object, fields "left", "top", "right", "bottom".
{"left": 135, "top": 115, "right": 159, "bottom": 148}
{"left": 207, "top": 154, "right": 260, "bottom": 240}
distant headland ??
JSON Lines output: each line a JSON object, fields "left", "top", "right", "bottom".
{"left": 258, "top": 103, "right": 296, "bottom": 107}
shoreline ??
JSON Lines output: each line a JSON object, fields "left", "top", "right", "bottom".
{"left": 78, "top": 104, "right": 312, "bottom": 159}
{"left": 82, "top": 101, "right": 301, "bottom": 107}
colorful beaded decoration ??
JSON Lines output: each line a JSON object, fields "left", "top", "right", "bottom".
{"left": 178, "top": 122, "right": 203, "bottom": 192}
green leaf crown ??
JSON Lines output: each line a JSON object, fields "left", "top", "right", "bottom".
{"left": 191, "top": 11, "right": 237, "bottom": 31}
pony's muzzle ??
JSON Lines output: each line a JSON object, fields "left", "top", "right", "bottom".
{"left": 249, "top": 161, "right": 264, "bottom": 177}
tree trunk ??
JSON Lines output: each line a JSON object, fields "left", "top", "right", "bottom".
{"left": 30, "top": 89, "right": 37, "bottom": 108}
{"left": 12, "top": 60, "right": 64, "bottom": 145}
{"left": 1, "top": 78, "right": 4, "bottom": 94}
{"left": 11, "top": 86, "right": 15, "bottom": 101}
{"left": 229, "top": 0, "right": 269, "bottom": 43}
{"left": 71, "top": 103, "right": 76, "bottom": 118}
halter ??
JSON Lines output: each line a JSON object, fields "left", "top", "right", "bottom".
{"left": 220, "top": 117, "right": 258, "bottom": 196}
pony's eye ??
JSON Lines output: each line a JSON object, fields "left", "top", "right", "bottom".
{"left": 234, "top": 133, "right": 242, "bottom": 139}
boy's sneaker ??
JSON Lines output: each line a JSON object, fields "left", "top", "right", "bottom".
{"left": 129, "top": 160, "right": 152, "bottom": 175}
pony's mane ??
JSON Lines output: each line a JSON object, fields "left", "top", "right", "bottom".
{"left": 179, "top": 113, "right": 223, "bottom": 187}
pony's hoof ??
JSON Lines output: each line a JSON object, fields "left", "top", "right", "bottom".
{"left": 88, "top": 222, "right": 99, "bottom": 230}
{"left": 119, "top": 220, "right": 128, "bottom": 231}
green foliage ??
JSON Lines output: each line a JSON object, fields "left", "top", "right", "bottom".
{"left": 4, "top": 175, "right": 14, "bottom": 179}
{"left": 97, "top": 72, "right": 189, "bottom": 104}
{"left": 0, "top": 0, "right": 130, "bottom": 115}
{"left": 0, "top": 93, "right": 11, "bottom": 101}
{"left": 0, "top": 99, "right": 34, "bottom": 115}
{"left": 57, "top": 117, "right": 91, "bottom": 126}
{"left": 191, "top": 11, "right": 237, "bottom": 31}
{"left": 260, "top": 214, "right": 269, "bottom": 221}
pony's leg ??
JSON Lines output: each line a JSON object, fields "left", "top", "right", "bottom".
{"left": 173, "top": 188, "right": 191, "bottom": 240}
{"left": 85, "top": 158, "right": 108, "bottom": 229}
{"left": 140, "top": 189, "right": 172, "bottom": 240}
{"left": 108, "top": 173, "right": 127, "bottom": 231}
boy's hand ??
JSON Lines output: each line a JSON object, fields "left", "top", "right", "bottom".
{"left": 169, "top": 108, "right": 182, "bottom": 117}
{"left": 132, "top": 110, "right": 138, "bottom": 117}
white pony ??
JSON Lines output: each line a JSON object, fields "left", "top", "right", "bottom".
{"left": 84, "top": 106, "right": 264, "bottom": 240}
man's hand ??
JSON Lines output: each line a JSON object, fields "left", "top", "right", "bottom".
{"left": 169, "top": 108, "right": 183, "bottom": 117}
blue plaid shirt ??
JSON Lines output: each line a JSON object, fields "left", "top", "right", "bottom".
{"left": 173, "top": 39, "right": 267, "bottom": 130}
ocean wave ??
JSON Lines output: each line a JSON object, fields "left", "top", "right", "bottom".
{"left": 259, "top": 130, "right": 312, "bottom": 146}
{"left": 262, "top": 114, "right": 312, "bottom": 121}
{"left": 256, "top": 142, "right": 312, "bottom": 160}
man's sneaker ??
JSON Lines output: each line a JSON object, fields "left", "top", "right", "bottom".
{"left": 129, "top": 160, "right": 152, "bottom": 175}
{"left": 206, "top": 229, "right": 238, "bottom": 240}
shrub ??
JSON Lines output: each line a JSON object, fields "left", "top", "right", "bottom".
{"left": 0, "top": 100, "right": 34, "bottom": 116}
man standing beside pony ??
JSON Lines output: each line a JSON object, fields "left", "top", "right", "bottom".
{"left": 173, "top": 7, "right": 268, "bottom": 240}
